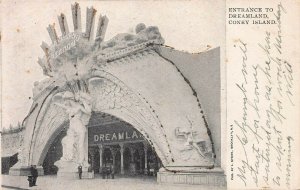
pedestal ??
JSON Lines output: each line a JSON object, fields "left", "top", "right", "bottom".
{"left": 55, "top": 160, "right": 93, "bottom": 179}
{"left": 55, "top": 126, "right": 91, "bottom": 179}
{"left": 9, "top": 165, "right": 44, "bottom": 176}
{"left": 157, "top": 167, "right": 226, "bottom": 186}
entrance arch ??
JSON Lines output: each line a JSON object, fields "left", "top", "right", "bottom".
{"left": 87, "top": 111, "right": 162, "bottom": 176}
{"left": 42, "top": 129, "right": 66, "bottom": 175}
{"left": 87, "top": 70, "right": 173, "bottom": 165}
{"left": 26, "top": 70, "right": 172, "bottom": 170}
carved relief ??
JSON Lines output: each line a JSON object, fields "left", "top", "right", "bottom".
{"left": 174, "top": 117, "right": 214, "bottom": 165}
{"left": 87, "top": 72, "right": 173, "bottom": 164}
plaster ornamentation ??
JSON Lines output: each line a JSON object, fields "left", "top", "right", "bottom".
{"left": 11, "top": 3, "right": 217, "bottom": 174}
{"left": 52, "top": 90, "right": 92, "bottom": 167}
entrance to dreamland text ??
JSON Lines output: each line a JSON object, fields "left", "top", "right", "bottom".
{"left": 42, "top": 112, "right": 161, "bottom": 178}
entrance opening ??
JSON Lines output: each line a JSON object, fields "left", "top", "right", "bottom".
{"left": 1, "top": 153, "right": 18, "bottom": 174}
{"left": 41, "top": 112, "right": 162, "bottom": 178}
{"left": 87, "top": 112, "right": 162, "bottom": 177}
{"left": 89, "top": 142, "right": 161, "bottom": 176}
{"left": 42, "top": 129, "right": 66, "bottom": 175}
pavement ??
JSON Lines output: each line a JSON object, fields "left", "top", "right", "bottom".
{"left": 1, "top": 174, "right": 226, "bottom": 190}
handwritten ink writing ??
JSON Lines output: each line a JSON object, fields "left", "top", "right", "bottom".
{"left": 232, "top": 2, "right": 295, "bottom": 188}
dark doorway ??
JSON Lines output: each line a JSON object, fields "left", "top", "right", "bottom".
{"left": 93, "top": 149, "right": 100, "bottom": 173}
{"left": 123, "top": 147, "right": 131, "bottom": 174}
{"left": 114, "top": 151, "right": 121, "bottom": 174}
{"left": 42, "top": 130, "right": 66, "bottom": 175}
{"left": 103, "top": 148, "right": 112, "bottom": 165}
{"left": 1, "top": 153, "right": 18, "bottom": 174}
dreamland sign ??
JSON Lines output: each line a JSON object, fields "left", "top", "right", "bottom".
{"left": 88, "top": 123, "right": 144, "bottom": 145}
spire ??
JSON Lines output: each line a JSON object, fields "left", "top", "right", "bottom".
{"left": 95, "top": 15, "right": 109, "bottom": 43}
{"left": 71, "top": 2, "right": 81, "bottom": 32}
{"left": 47, "top": 24, "right": 58, "bottom": 44}
{"left": 58, "top": 13, "right": 69, "bottom": 36}
{"left": 85, "top": 7, "right": 97, "bottom": 41}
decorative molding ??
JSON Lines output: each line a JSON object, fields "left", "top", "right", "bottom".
{"left": 37, "top": 3, "right": 164, "bottom": 82}
{"left": 87, "top": 71, "right": 173, "bottom": 164}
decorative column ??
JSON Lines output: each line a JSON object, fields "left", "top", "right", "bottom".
{"left": 98, "top": 145, "right": 103, "bottom": 173}
{"left": 119, "top": 143, "right": 124, "bottom": 175}
{"left": 110, "top": 148, "right": 118, "bottom": 174}
{"left": 143, "top": 143, "right": 148, "bottom": 175}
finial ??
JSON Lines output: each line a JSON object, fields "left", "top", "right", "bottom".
{"left": 71, "top": 2, "right": 81, "bottom": 32}
{"left": 95, "top": 15, "right": 109, "bottom": 43}
{"left": 85, "top": 7, "right": 97, "bottom": 41}
{"left": 47, "top": 24, "right": 58, "bottom": 44}
{"left": 58, "top": 13, "right": 69, "bottom": 36}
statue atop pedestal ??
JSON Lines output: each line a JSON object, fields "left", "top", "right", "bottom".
{"left": 53, "top": 89, "right": 92, "bottom": 176}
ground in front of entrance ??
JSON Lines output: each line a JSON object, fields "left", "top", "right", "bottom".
{"left": 1, "top": 174, "right": 226, "bottom": 190}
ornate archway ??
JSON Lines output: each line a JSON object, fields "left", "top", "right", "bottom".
{"left": 10, "top": 3, "right": 217, "bottom": 178}
{"left": 30, "top": 71, "right": 173, "bottom": 168}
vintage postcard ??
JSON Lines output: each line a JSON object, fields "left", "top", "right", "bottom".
{"left": 0, "top": 0, "right": 299, "bottom": 190}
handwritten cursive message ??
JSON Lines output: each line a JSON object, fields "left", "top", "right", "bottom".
{"left": 230, "top": 2, "right": 295, "bottom": 188}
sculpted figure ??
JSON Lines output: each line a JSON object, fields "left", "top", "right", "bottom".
{"left": 184, "top": 131, "right": 206, "bottom": 157}
{"left": 54, "top": 91, "right": 92, "bottom": 165}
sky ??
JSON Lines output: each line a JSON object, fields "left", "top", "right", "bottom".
{"left": 1, "top": 0, "right": 225, "bottom": 129}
